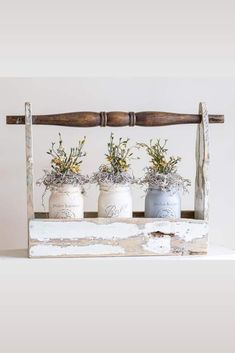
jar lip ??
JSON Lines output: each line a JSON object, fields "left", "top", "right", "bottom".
{"left": 148, "top": 184, "right": 178, "bottom": 192}
{"left": 99, "top": 183, "right": 130, "bottom": 191}
{"left": 52, "top": 184, "right": 82, "bottom": 191}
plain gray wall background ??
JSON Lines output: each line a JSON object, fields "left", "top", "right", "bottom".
{"left": 0, "top": 77, "right": 233, "bottom": 250}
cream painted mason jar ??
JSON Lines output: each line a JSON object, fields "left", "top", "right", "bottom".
{"left": 49, "top": 184, "right": 84, "bottom": 219}
{"left": 98, "top": 184, "right": 132, "bottom": 218}
{"left": 145, "top": 186, "right": 181, "bottom": 219}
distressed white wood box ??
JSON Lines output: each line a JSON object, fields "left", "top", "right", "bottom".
{"left": 6, "top": 103, "right": 224, "bottom": 258}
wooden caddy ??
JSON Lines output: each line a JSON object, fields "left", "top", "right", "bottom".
{"left": 7, "top": 103, "right": 224, "bottom": 258}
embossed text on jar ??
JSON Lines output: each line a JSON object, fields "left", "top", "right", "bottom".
{"left": 98, "top": 184, "right": 132, "bottom": 218}
{"left": 49, "top": 185, "right": 84, "bottom": 219}
{"left": 145, "top": 186, "right": 181, "bottom": 218}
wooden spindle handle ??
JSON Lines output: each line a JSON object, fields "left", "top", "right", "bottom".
{"left": 6, "top": 111, "right": 224, "bottom": 127}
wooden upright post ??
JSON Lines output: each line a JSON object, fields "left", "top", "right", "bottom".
{"left": 195, "top": 102, "right": 210, "bottom": 221}
{"left": 25, "top": 102, "right": 34, "bottom": 253}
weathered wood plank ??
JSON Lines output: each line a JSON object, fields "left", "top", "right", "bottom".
{"left": 25, "top": 102, "right": 34, "bottom": 256}
{"left": 25, "top": 103, "right": 34, "bottom": 221}
{"left": 6, "top": 111, "right": 224, "bottom": 127}
{"left": 34, "top": 210, "right": 195, "bottom": 219}
{"left": 29, "top": 218, "right": 208, "bottom": 258}
{"left": 195, "top": 102, "right": 210, "bottom": 221}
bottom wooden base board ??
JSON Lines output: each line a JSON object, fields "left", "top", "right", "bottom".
{"left": 29, "top": 217, "right": 208, "bottom": 258}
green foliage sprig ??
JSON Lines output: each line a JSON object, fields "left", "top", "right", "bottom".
{"left": 91, "top": 133, "right": 136, "bottom": 185}
{"left": 137, "top": 139, "right": 190, "bottom": 192}
{"left": 105, "top": 132, "right": 133, "bottom": 174}
{"left": 47, "top": 133, "right": 86, "bottom": 175}
{"left": 37, "top": 134, "right": 89, "bottom": 191}
{"left": 137, "top": 139, "right": 181, "bottom": 174}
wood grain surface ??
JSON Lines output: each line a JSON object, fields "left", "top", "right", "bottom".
{"left": 6, "top": 111, "right": 224, "bottom": 127}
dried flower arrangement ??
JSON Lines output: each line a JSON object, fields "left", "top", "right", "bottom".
{"left": 37, "top": 133, "right": 89, "bottom": 192}
{"left": 137, "top": 139, "right": 191, "bottom": 192}
{"left": 90, "top": 133, "right": 136, "bottom": 185}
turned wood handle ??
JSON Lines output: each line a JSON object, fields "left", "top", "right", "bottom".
{"left": 6, "top": 111, "right": 224, "bottom": 127}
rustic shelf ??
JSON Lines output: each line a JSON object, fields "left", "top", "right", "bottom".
{"left": 34, "top": 211, "right": 195, "bottom": 219}
{"left": 6, "top": 102, "right": 224, "bottom": 258}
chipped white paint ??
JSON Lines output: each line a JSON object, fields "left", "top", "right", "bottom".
{"left": 29, "top": 217, "right": 208, "bottom": 258}
{"left": 175, "top": 221, "right": 208, "bottom": 241}
{"left": 30, "top": 218, "right": 207, "bottom": 242}
{"left": 30, "top": 220, "right": 142, "bottom": 241}
{"left": 144, "top": 220, "right": 173, "bottom": 235}
{"left": 30, "top": 244, "right": 125, "bottom": 257}
{"left": 143, "top": 237, "right": 171, "bottom": 254}
{"left": 144, "top": 220, "right": 208, "bottom": 241}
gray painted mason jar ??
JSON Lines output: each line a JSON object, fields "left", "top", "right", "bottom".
{"left": 145, "top": 185, "right": 181, "bottom": 218}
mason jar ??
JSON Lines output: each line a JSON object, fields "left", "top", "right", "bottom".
{"left": 98, "top": 184, "right": 132, "bottom": 218}
{"left": 145, "top": 185, "right": 181, "bottom": 218}
{"left": 49, "top": 184, "right": 84, "bottom": 219}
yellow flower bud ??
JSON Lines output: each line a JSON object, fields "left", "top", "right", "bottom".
{"left": 52, "top": 158, "right": 61, "bottom": 165}
{"left": 70, "top": 164, "right": 80, "bottom": 173}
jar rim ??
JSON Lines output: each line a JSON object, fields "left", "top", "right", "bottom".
{"left": 52, "top": 184, "right": 82, "bottom": 191}
{"left": 99, "top": 183, "right": 131, "bottom": 191}
{"left": 148, "top": 184, "right": 179, "bottom": 193}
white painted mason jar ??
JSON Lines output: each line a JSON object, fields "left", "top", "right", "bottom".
{"left": 49, "top": 184, "right": 84, "bottom": 219}
{"left": 145, "top": 186, "right": 181, "bottom": 219}
{"left": 98, "top": 184, "right": 132, "bottom": 218}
